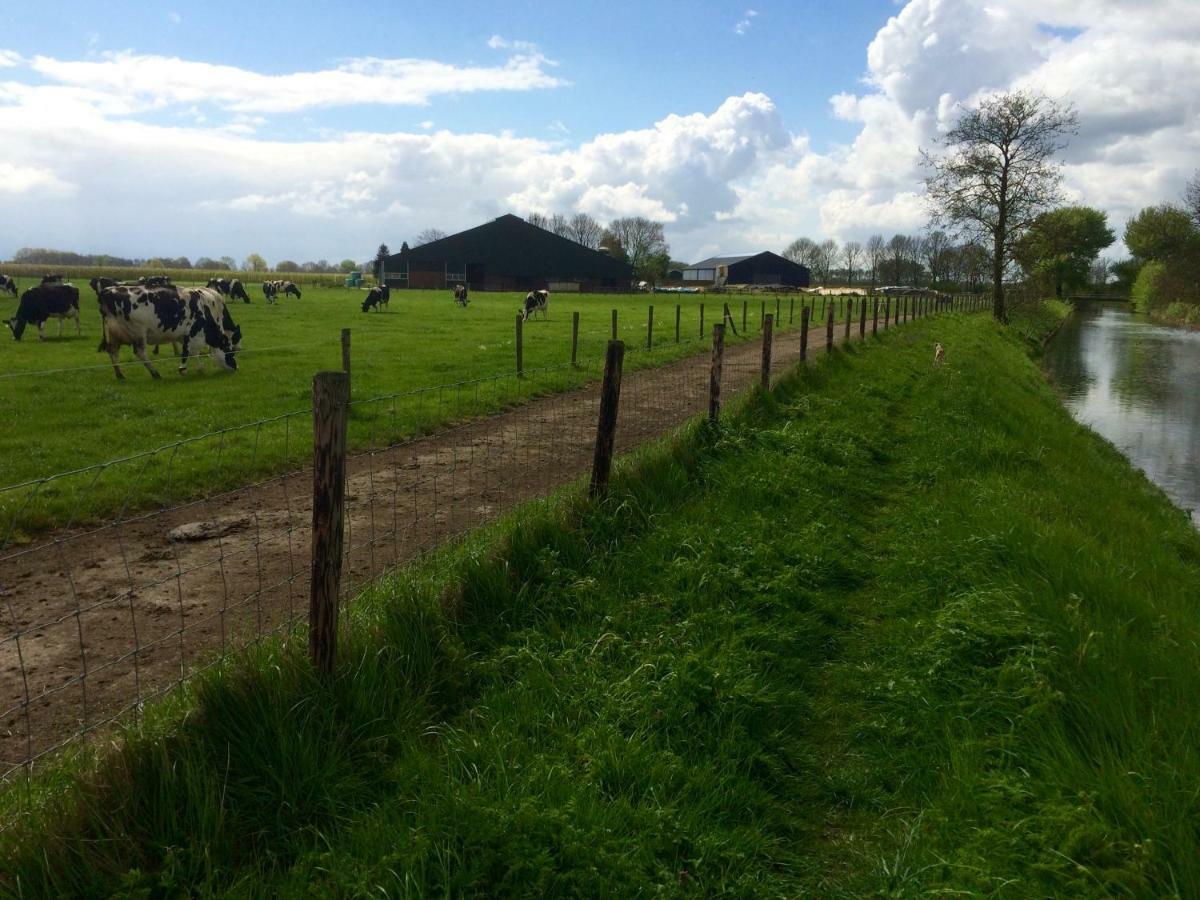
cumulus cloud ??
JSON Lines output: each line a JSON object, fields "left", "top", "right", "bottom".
{"left": 0, "top": 50, "right": 22, "bottom": 68}
{"left": 734, "top": 9, "right": 758, "bottom": 36}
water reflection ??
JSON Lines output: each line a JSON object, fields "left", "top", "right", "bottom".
{"left": 1043, "top": 303, "right": 1200, "bottom": 526}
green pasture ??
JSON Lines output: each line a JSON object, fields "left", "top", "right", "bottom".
{"left": 0, "top": 282, "right": 827, "bottom": 539}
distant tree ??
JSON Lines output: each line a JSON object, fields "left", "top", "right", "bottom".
{"left": 1123, "top": 205, "right": 1196, "bottom": 262}
{"left": 842, "top": 241, "right": 862, "bottom": 286}
{"left": 195, "top": 256, "right": 229, "bottom": 270}
{"left": 604, "top": 217, "right": 669, "bottom": 278}
{"left": 924, "top": 90, "right": 1077, "bottom": 320}
{"left": 813, "top": 239, "right": 838, "bottom": 285}
{"left": 598, "top": 231, "right": 627, "bottom": 263}
{"left": 243, "top": 253, "right": 268, "bottom": 272}
{"left": 415, "top": 229, "right": 446, "bottom": 246}
{"left": 219, "top": 256, "right": 237, "bottom": 270}
{"left": 1088, "top": 257, "right": 1111, "bottom": 289}
{"left": 1185, "top": 170, "right": 1200, "bottom": 227}
{"left": 866, "top": 235, "right": 885, "bottom": 289}
{"left": 1109, "top": 258, "right": 1141, "bottom": 294}
{"left": 959, "top": 241, "right": 991, "bottom": 289}
{"left": 398, "top": 242, "right": 409, "bottom": 253}
{"left": 783, "top": 237, "right": 817, "bottom": 268}
{"left": 374, "top": 243, "right": 390, "bottom": 281}
{"left": 339, "top": 259, "right": 357, "bottom": 272}
{"left": 640, "top": 250, "right": 672, "bottom": 283}
{"left": 548, "top": 213, "right": 571, "bottom": 238}
{"left": 275, "top": 260, "right": 300, "bottom": 272}
{"left": 567, "top": 213, "right": 603, "bottom": 249}
{"left": 526, "top": 212, "right": 551, "bottom": 230}
{"left": 922, "top": 230, "right": 953, "bottom": 286}
{"left": 886, "top": 235, "right": 909, "bottom": 285}
{"left": 1013, "top": 206, "right": 1115, "bottom": 297}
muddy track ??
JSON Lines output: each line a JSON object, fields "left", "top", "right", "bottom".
{"left": 0, "top": 313, "right": 898, "bottom": 774}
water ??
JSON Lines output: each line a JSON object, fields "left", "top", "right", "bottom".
{"left": 1043, "top": 302, "right": 1200, "bottom": 526}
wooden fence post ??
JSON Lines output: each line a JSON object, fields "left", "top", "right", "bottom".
{"left": 760, "top": 300, "right": 766, "bottom": 328}
{"left": 760, "top": 313, "right": 774, "bottom": 390}
{"left": 340, "top": 328, "right": 351, "bottom": 381}
{"left": 826, "top": 302, "right": 835, "bottom": 353}
{"left": 859, "top": 298, "right": 867, "bottom": 339}
{"left": 742, "top": 299, "right": 748, "bottom": 333}
{"left": 571, "top": 311, "right": 580, "bottom": 367}
{"left": 611, "top": 308, "right": 618, "bottom": 341}
{"left": 699, "top": 302, "right": 705, "bottom": 338}
{"left": 515, "top": 314, "right": 524, "bottom": 378}
{"left": 675, "top": 304, "right": 681, "bottom": 343}
{"left": 800, "top": 305, "right": 810, "bottom": 360}
{"left": 885, "top": 296, "right": 891, "bottom": 328}
{"left": 872, "top": 297, "right": 879, "bottom": 335}
{"left": 309, "top": 370, "right": 349, "bottom": 675}
{"left": 709, "top": 323, "right": 725, "bottom": 421}
{"left": 589, "top": 340, "right": 625, "bottom": 499}
{"left": 844, "top": 298, "right": 852, "bottom": 341}
{"left": 647, "top": 305, "right": 654, "bottom": 350}
{"left": 789, "top": 296, "right": 795, "bottom": 324}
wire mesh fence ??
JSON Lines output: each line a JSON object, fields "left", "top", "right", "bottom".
{"left": 0, "top": 292, "right": 987, "bottom": 779}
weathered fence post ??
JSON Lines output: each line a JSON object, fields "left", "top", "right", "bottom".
{"left": 859, "top": 298, "right": 867, "bottom": 340}
{"left": 885, "top": 296, "right": 891, "bottom": 328}
{"left": 761, "top": 313, "right": 774, "bottom": 390}
{"left": 647, "top": 305, "right": 654, "bottom": 350}
{"left": 800, "top": 305, "right": 810, "bottom": 361}
{"left": 571, "top": 310, "right": 580, "bottom": 367}
{"left": 826, "top": 302, "right": 835, "bottom": 353}
{"left": 699, "top": 302, "right": 705, "bottom": 339}
{"left": 742, "top": 299, "right": 748, "bottom": 333}
{"left": 589, "top": 340, "right": 625, "bottom": 499}
{"left": 789, "top": 296, "right": 795, "bottom": 324}
{"left": 844, "top": 298, "right": 852, "bottom": 341}
{"left": 675, "top": 304, "right": 681, "bottom": 343}
{"left": 515, "top": 314, "right": 524, "bottom": 378}
{"left": 340, "top": 328, "right": 351, "bottom": 381}
{"left": 709, "top": 323, "right": 725, "bottom": 422}
{"left": 611, "top": 308, "right": 618, "bottom": 341}
{"left": 775, "top": 296, "right": 782, "bottom": 328}
{"left": 760, "top": 300, "right": 766, "bottom": 328}
{"left": 872, "top": 297, "right": 879, "bottom": 335}
{"left": 309, "top": 370, "right": 349, "bottom": 675}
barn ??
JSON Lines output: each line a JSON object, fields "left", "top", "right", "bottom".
{"left": 381, "top": 214, "right": 635, "bottom": 292}
{"left": 681, "top": 252, "right": 810, "bottom": 288}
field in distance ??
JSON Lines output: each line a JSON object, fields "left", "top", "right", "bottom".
{"left": 0, "top": 283, "right": 784, "bottom": 538}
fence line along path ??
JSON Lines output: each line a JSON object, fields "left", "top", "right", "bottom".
{"left": 0, "top": 293, "right": 978, "bottom": 777}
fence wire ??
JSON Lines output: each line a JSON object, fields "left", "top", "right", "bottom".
{"left": 0, "top": 292, "right": 985, "bottom": 779}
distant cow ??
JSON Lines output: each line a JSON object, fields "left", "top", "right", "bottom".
{"left": 453, "top": 284, "right": 469, "bottom": 307}
{"left": 229, "top": 279, "right": 250, "bottom": 303}
{"left": 207, "top": 277, "right": 231, "bottom": 295}
{"left": 138, "top": 275, "right": 172, "bottom": 287}
{"left": 41, "top": 274, "right": 65, "bottom": 284}
{"left": 362, "top": 284, "right": 390, "bottom": 313}
{"left": 262, "top": 279, "right": 299, "bottom": 303}
{"left": 0, "top": 275, "right": 17, "bottom": 297}
{"left": 97, "top": 284, "right": 241, "bottom": 379}
{"left": 5, "top": 283, "right": 81, "bottom": 340}
{"left": 520, "top": 289, "right": 549, "bottom": 321}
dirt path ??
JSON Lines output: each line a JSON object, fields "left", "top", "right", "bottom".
{"left": 0, "top": 308, "right": 905, "bottom": 774}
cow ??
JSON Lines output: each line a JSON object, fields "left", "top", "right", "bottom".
{"left": 453, "top": 284, "right": 469, "bottom": 307}
{"left": 41, "top": 274, "right": 65, "bottom": 284}
{"left": 207, "top": 277, "right": 231, "bottom": 295}
{"left": 229, "top": 279, "right": 250, "bottom": 303}
{"left": 96, "top": 284, "right": 241, "bottom": 379}
{"left": 262, "top": 280, "right": 277, "bottom": 303}
{"left": 5, "top": 283, "right": 81, "bottom": 340}
{"left": 88, "top": 276, "right": 141, "bottom": 297}
{"left": 0, "top": 275, "right": 17, "bottom": 297}
{"left": 361, "top": 285, "right": 390, "bottom": 313}
{"left": 262, "top": 279, "right": 299, "bottom": 303}
{"left": 278, "top": 280, "right": 301, "bottom": 299}
{"left": 520, "top": 289, "right": 549, "bottom": 321}
{"left": 138, "top": 275, "right": 172, "bottom": 287}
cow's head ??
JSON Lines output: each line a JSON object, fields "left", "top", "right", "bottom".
{"left": 5, "top": 317, "right": 25, "bottom": 340}
{"left": 2, "top": 279, "right": 16, "bottom": 297}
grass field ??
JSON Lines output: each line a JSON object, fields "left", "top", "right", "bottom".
{"left": 0, "top": 282, "right": 823, "bottom": 539}
{"left": 5, "top": 302, "right": 1200, "bottom": 895}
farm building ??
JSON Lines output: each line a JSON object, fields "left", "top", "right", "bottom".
{"left": 681, "top": 252, "right": 810, "bottom": 288}
{"left": 381, "top": 214, "right": 635, "bottom": 292}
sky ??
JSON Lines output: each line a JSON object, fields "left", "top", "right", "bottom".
{"left": 1, "top": 0, "right": 1197, "bottom": 265}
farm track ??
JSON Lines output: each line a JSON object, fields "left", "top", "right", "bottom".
{"left": 0, "top": 314, "right": 889, "bottom": 774}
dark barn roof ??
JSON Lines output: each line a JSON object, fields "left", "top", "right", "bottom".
{"left": 683, "top": 254, "right": 754, "bottom": 270}
{"left": 682, "top": 251, "right": 810, "bottom": 287}
{"left": 386, "top": 214, "right": 634, "bottom": 282}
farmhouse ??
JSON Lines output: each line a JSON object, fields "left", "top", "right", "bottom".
{"left": 382, "top": 214, "right": 635, "bottom": 292}
{"left": 682, "top": 252, "right": 811, "bottom": 288}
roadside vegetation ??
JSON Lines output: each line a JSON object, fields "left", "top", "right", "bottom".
{"left": 4, "top": 301, "right": 1199, "bottom": 896}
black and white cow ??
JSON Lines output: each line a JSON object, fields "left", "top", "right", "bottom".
{"left": 453, "top": 283, "right": 469, "bottom": 307}
{"left": 361, "top": 284, "right": 390, "bottom": 313}
{"left": 41, "top": 274, "right": 65, "bottom": 284}
{"left": 96, "top": 285, "right": 241, "bottom": 379}
{"left": 5, "top": 283, "right": 81, "bottom": 340}
{"left": 138, "top": 275, "right": 172, "bottom": 287}
{"left": 207, "top": 277, "right": 231, "bottom": 295}
{"left": 520, "top": 289, "right": 549, "bottom": 321}
{"left": 0, "top": 275, "right": 17, "bottom": 297}
{"left": 229, "top": 279, "right": 250, "bottom": 303}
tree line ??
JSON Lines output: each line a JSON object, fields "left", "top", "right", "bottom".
{"left": 1120, "top": 174, "right": 1200, "bottom": 322}
{"left": 7, "top": 248, "right": 362, "bottom": 274}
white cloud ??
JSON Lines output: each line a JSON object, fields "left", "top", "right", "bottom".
{"left": 734, "top": 10, "right": 759, "bottom": 36}
{"left": 0, "top": 50, "right": 21, "bottom": 68}
{"left": 0, "top": 163, "right": 76, "bottom": 196}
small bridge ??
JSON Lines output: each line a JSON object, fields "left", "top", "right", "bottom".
{"left": 1068, "top": 293, "right": 1130, "bottom": 303}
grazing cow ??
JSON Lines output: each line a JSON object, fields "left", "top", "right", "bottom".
{"left": 0, "top": 275, "right": 17, "bottom": 297}
{"left": 138, "top": 275, "right": 172, "bottom": 287}
{"left": 453, "top": 283, "right": 469, "bottom": 307}
{"left": 520, "top": 289, "right": 549, "bottom": 321}
{"left": 41, "top": 274, "right": 65, "bottom": 284}
{"left": 97, "top": 285, "right": 241, "bottom": 379}
{"left": 278, "top": 280, "right": 301, "bottom": 299}
{"left": 207, "top": 277, "right": 231, "bottom": 295}
{"left": 5, "top": 283, "right": 81, "bottom": 340}
{"left": 262, "top": 279, "right": 299, "bottom": 303}
{"left": 229, "top": 279, "right": 251, "bottom": 303}
{"left": 262, "top": 280, "right": 277, "bottom": 303}
{"left": 362, "top": 284, "right": 390, "bottom": 313}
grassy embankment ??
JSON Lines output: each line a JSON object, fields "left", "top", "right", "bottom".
{"left": 5, "top": 299, "right": 1200, "bottom": 896}
{"left": 0, "top": 284, "right": 823, "bottom": 539}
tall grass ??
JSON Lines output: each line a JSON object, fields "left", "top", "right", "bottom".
{"left": 4, "top": 303, "right": 1199, "bottom": 896}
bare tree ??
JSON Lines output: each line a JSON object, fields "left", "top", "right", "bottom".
{"left": 866, "top": 235, "right": 885, "bottom": 290}
{"left": 415, "top": 228, "right": 447, "bottom": 246}
{"left": 886, "top": 235, "right": 909, "bottom": 285}
{"left": 783, "top": 237, "right": 818, "bottom": 268}
{"left": 549, "top": 213, "right": 571, "bottom": 238}
{"left": 922, "top": 229, "right": 953, "bottom": 287}
{"left": 907, "top": 235, "right": 926, "bottom": 287}
{"left": 842, "top": 241, "right": 862, "bottom": 287}
{"left": 924, "top": 90, "right": 1077, "bottom": 320}
{"left": 604, "top": 217, "right": 669, "bottom": 278}
{"left": 1185, "top": 170, "right": 1200, "bottom": 227}
{"left": 567, "top": 213, "right": 604, "bottom": 249}
{"left": 816, "top": 239, "right": 838, "bottom": 285}
{"left": 525, "top": 212, "right": 550, "bottom": 230}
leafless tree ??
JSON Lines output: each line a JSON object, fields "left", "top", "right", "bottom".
{"left": 548, "top": 213, "right": 571, "bottom": 238}
{"left": 922, "top": 229, "right": 953, "bottom": 286}
{"left": 924, "top": 90, "right": 1077, "bottom": 320}
{"left": 604, "top": 217, "right": 669, "bottom": 277}
{"left": 866, "top": 235, "right": 885, "bottom": 290}
{"left": 842, "top": 241, "right": 862, "bottom": 286}
{"left": 907, "top": 236, "right": 926, "bottom": 286}
{"left": 783, "top": 237, "right": 818, "bottom": 268}
{"left": 567, "top": 213, "right": 604, "bottom": 249}
{"left": 816, "top": 239, "right": 838, "bottom": 285}
{"left": 886, "top": 235, "right": 909, "bottom": 285}
{"left": 1184, "top": 170, "right": 1200, "bottom": 227}
{"left": 525, "top": 212, "right": 550, "bottom": 230}
{"left": 415, "top": 228, "right": 447, "bottom": 246}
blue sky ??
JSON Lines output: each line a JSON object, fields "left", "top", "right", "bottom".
{"left": 1, "top": 0, "right": 1197, "bottom": 264}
